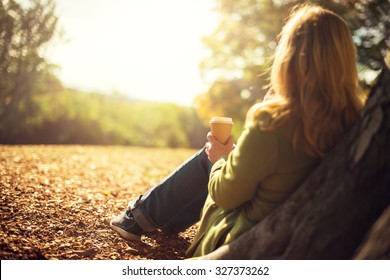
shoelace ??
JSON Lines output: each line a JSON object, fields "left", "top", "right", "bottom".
{"left": 125, "top": 208, "right": 134, "bottom": 220}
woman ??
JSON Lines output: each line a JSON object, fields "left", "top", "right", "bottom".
{"left": 111, "top": 4, "right": 363, "bottom": 258}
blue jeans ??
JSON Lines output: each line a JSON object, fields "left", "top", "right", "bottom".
{"left": 130, "top": 148, "right": 212, "bottom": 233}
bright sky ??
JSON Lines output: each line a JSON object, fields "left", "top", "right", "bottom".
{"left": 48, "top": 0, "right": 218, "bottom": 106}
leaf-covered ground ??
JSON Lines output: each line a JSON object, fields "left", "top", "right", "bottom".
{"left": 0, "top": 145, "right": 199, "bottom": 260}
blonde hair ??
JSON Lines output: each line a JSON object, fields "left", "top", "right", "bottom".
{"left": 247, "top": 4, "right": 363, "bottom": 157}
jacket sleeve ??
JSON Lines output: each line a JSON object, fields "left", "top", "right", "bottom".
{"left": 208, "top": 122, "right": 278, "bottom": 210}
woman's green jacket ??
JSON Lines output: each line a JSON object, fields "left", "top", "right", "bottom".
{"left": 187, "top": 118, "right": 318, "bottom": 257}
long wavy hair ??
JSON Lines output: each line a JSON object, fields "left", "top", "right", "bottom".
{"left": 247, "top": 4, "right": 363, "bottom": 157}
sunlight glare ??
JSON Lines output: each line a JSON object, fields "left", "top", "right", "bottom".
{"left": 49, "top": 0, "right": 218, "bottom": 106}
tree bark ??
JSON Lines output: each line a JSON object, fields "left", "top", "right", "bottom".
{"left": 200, "top": 53, "right": 390, "bottom": 260}
{"left": 354, "top": 205, "right": 390, "bottom": 259}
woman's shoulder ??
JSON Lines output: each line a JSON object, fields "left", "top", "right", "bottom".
{"left": 246, "top": 106, "right": 296, "bottom": 135}
{"left": 239, "top": 114, "right": 285, "bottom": 158}
{"left": 245, "top": 109, "right": 305, "bottom": 153}
{"left": 246, "top": 98, "right": 291, "bottom": 128}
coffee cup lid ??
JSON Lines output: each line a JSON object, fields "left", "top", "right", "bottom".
{"left": 210, "top": 117, "right": 233, "bottom": 124}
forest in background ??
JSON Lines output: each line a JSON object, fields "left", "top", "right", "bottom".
{"left": 6, "top": 85, "right": 207, "bottom": 148}
{"left": 0, "top": 0, "right": 388, "bottom": 147}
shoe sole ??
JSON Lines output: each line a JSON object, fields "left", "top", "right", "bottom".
{"left": 110, "top": 221, "right": 142, "bottom": 242}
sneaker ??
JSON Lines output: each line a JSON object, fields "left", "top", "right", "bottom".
{"left": 110, "top": 208, "right": 143, "bottom": 241}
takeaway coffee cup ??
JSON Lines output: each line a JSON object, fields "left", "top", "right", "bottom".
{"left": 209, "top": 117, "right": 234, "bottom": 144}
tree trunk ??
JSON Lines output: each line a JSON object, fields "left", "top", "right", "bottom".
{"left": 354, "top": 205, "right": 390, "bottom": 259}
{"left": 200, "top": 53, "right": 390, "bottom": 260}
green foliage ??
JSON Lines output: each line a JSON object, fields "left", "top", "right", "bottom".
{"left": 0, "top": 1, "right": 207, "bottom": 148}
{"left": 20, "top": 89, "right": 208, "bottom": 148}
{"left": 195, "top": 0, "right": 390, "bottom": 136}
{"left": 0, "top": 0, "right": 58, "bottom": 141}
{"left": 345, "top": 0, "right": 390, "bottom": 71}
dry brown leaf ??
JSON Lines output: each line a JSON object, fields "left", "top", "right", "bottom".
{"left": 0, "top": 145, "right": 198, "bottom": 260}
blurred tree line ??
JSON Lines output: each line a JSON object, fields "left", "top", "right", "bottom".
{"left": 1, "top": 0, "right": 389, "bottom": 146}
{"left": 30, "top": 90, "right": 207, "bottom": 148}
{"left": 0, "top": 0, "right": 207, "bottom": 148}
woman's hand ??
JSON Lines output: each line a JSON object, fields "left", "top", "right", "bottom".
{"left": 205, "top": 132, "right": 235, "bottom": 163}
